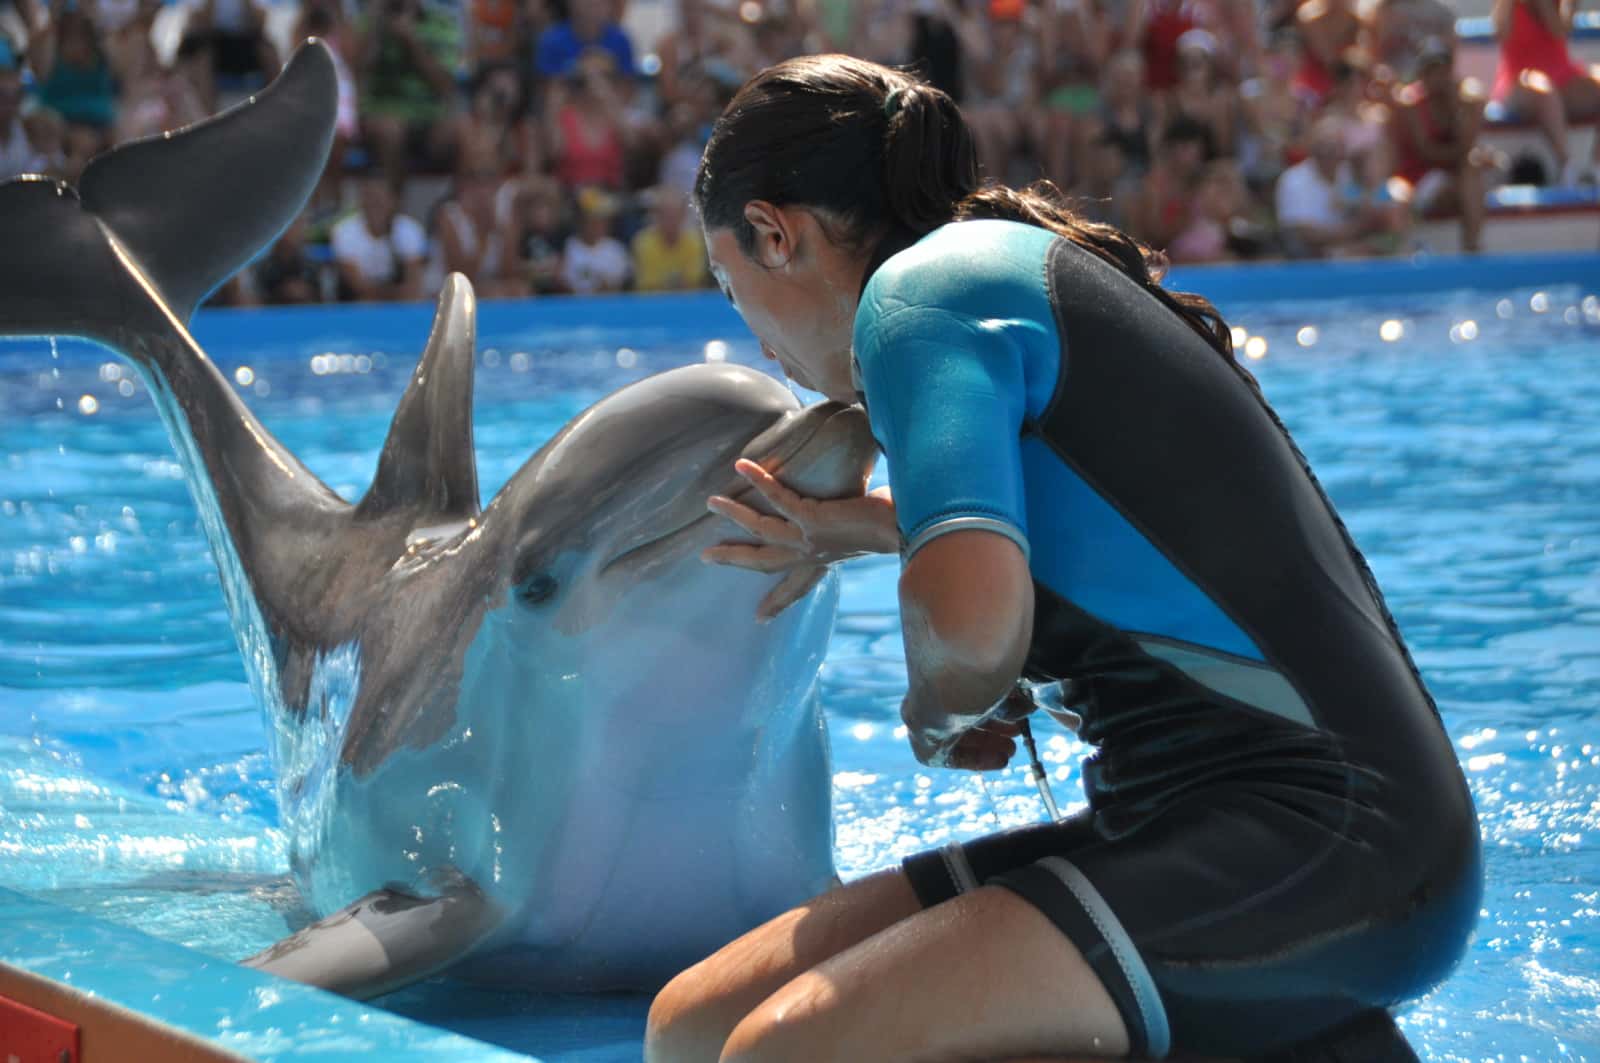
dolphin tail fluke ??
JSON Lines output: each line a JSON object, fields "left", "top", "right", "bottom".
{"left": 242, "top": 870, "right": 500, "bottom": 1000}
{"left": 0, "top": 39, "right": 336, "bottom": 347}
{"left": 76, "top": 38, "right": 338, "bottom": 324}
{"left": 0, "top": 176, "right": 152, "bottom": 345}
{"left": 356, "top": 274, "right": 483, "bottom": 522}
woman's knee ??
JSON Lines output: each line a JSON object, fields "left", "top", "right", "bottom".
{"left": 717, "top": 974, "right": 836, "bottom": 1063}
{"left": 645, "top": 963, "right": 753, "bottom": 1063}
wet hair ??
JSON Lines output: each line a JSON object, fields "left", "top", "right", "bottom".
{"left": 694, "top": 54, "right": 1235, "bottom": 362}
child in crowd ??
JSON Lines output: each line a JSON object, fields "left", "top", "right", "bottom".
{"left": 1169, "top": 158, "right": 1263, "bottom": 262}
{"left": 560, "top": 186, "right": 629, "bottom": 295}
{"left": 509, "top": 176, "right": 568, "bottom": 296}
{"left": 254, "top": 213, "right": 324, "bottom": 305}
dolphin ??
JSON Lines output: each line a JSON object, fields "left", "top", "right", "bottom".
{"left": 0, "top": 40, "right": 878, "bottom": 998}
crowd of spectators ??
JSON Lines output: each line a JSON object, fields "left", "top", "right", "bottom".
{"left": 0, "top": 0, "right": 1596, "bottom": 305}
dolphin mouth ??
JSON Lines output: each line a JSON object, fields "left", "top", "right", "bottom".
{"left": 738, "top": 401, "right": 859, "bottom": 478}
{"left": 598, "top": 401, "right": 871, "bottom": 577}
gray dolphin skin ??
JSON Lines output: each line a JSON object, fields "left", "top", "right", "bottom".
{"left": 0, "top": 40, "right": 879, "bottom": 998}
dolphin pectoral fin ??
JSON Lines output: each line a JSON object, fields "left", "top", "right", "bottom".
{"left": 74, "top": 39, "right": 337, "bottom": 323}
{"left": 356, "top": 274, "right": 482, "bottom": 522}
{"left": 241, "top": 873, "right": 500, "bottom": 1001}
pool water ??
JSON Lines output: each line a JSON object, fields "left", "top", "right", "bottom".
{"left": 2, "top": 285, "right": 1598, "bottom": 1061}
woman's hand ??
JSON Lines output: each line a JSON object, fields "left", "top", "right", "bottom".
{"left": 904, "top": 685, "right": 1038, "bottom": 771}
{"left": 704, "top": 458, "right": 899, "bottom": 621}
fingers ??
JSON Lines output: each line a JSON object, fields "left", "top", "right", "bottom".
{"left": 976, "top": 717, "right": 1024, "bottom": 738}
{"left": 994, "top": 685, "right": 1037, "bottom": 723}
{"left": 757, "top": 564, "right": 828, "bottom": 622}
{"left": 939, "top": 728, "right": 1018, "bottom": 772}
{"left": 700, "top": 542, "right": 810, "bottom": 573}
{"left": 910, "top": 724, "right": 1018, "bottom": 771}
{"left": 733, "top": 458, "right": 807, "bottom": 521}
{"left": 707, "top": 493, "right": 804, "bottom": 547}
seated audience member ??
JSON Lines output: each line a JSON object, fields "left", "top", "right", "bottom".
{"left": 1491, "top": 0, "right": 1600, "bottom": 184}
{"left": 1140, "top": 0, "right": 1200, "bottom": 100}
{"left": 1098, "top": 50, "right": 1155, "bottom": 176}
{"left": 433, "top": 164, "right": 523, "bottom": 298}
{"left": 962, "top": 0, "right": 1037, "bottom": 181}
{"left": 1390, "top": 40, "right": 1488, "bottom": 252}
{"left": 332, "top": 177, "right": 428, "bottom": 303}
{"left": 254, "top": 214, "right": 324, "bottom": 305}
{"left": 171, "top": 25, "right": 220, "bottom": 112}
{"left": 1161, "top": 29, "right": 1238, "bottom": 158}
{"left": 189, "top": 0, "right": 278, "bottom": 87}
{"left": 1276, "top": 116, "right": 1405, "bottom": 256}
{"left": 85, "top": 0, "right": 152, "bottom": 79}
{"left": 535, "top": 1, "right": 633, "bottom": 79}
{"left": 449, "top": 61, "right": 540, "bottom": 176}
{"left": 1036, "top": 0, "right": 1108, "bottom": 186}
{"left": 1068, "top": 128, "right": 1137, "bottom": 229}
{"left": 1293, "top": 0, "right": 1366, "bottom": 105}
{"left": 1169, "top": 159, "right": 1259, "bottom": 262}
{"left": 1132, "top": 115, "right": 1211, "bottom": 250}
{"left": 508, "top": 176, "right": 568, "bottom": 295}
{"left": 114, "top": 31, "right": 206, "bottom": 142}
{"left": 560, "top": 187, "right": 629, "bottom": 295}
{"left": 548, "top": 47, "right": 628, "bottom": 192}
{"left": 631, "top": 187, "right": 708, "bottom": 292}
{"left": 30, "top": 2, "right": 118, "bottom": 155}
{"left": 294, "top": 1, "right": 359, "bottom": 212}
{"left": 0, "top": 57, "right": 47, "bottom": 178}
{"left": 1319, "top": 58, "right": 1392, "bottom": 193}
{"left": 1240, "top": 30, "right": 1313, "bottom": 194}
{"left": 357, "top": 0, "right": 461, "bottom": 190}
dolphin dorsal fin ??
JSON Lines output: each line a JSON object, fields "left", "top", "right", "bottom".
{"left": 358, "top": 275, "right": 481, "bottom": 522}
{"left": 75, "top": 40, "right": 338, "bottom": 322}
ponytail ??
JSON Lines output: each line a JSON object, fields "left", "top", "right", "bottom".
{"left": 879, "top": 81, "right": 980, "bottom": 239}
{"left": 697, "top": 54, "right": 1237, "bottom": 367}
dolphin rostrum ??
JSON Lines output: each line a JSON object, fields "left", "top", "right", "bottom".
{"left": 0, "top": 40, "right": 879, "bottom": 998}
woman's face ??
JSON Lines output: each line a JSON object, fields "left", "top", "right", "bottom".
{"left": 703, "top": 215, "right": 858, "bottom": 403}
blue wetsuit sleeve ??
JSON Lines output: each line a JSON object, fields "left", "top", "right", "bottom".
{"left": 854, "top": 304, "right": 1031, "bottom": 562}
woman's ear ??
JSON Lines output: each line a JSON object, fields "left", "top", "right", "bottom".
{"left": 743, "top": 200, "right": 796, "bottom": 270}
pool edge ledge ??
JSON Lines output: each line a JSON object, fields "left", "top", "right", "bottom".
{"left": 0, "top": 886, "right": 536, "bottom": 1062}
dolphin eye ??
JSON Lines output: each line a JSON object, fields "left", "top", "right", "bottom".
{"left": 518, "top": 573, "right": 558, "bottom": 605}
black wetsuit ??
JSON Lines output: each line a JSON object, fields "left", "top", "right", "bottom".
{"left": 851, "top": 220, "right": 1481, "bottom": 1058}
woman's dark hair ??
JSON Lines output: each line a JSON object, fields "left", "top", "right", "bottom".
{"left": 694, "top": 54, "right": 1235, "bottom": 363}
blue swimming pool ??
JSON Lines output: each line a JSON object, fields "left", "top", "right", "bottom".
{"left": 2, "top": 264, "right": 1598, "bottom": 1060}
